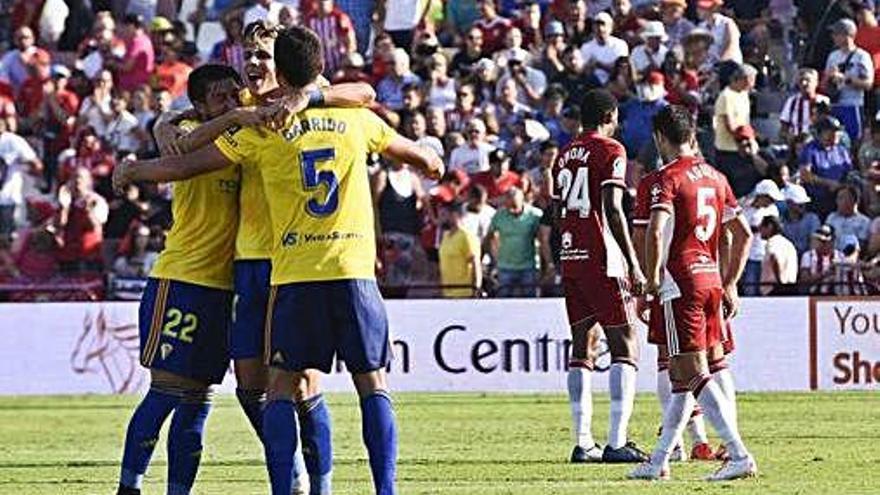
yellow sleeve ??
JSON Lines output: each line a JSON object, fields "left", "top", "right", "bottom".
{"left": 361, "top": 109, "right": 398, "bottom": 154}
{"left": 214, "top": 125, "right": 254, "bottom": 165}
{"left": 464, "top": 231, "right": 480, "bottom": 259}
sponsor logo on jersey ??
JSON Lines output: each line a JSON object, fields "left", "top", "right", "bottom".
{"left": 281, "top": 230, "right": 364, "bottom": 248}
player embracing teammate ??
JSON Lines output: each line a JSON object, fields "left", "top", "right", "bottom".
{"left": 629, "top": 105, "right": 757, "bottom": 481}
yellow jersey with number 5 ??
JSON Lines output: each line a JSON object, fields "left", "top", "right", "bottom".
{"left": 215, "top": 107, "right": 397, "bottom": 284}
{"left": 151, "top": 119, "right": 240, "bottom": 289}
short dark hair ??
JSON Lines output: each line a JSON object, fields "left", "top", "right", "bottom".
{"left": 243, "top": 20, "right": 280, "bottom": 45}
{"left": 580, "top": 89, "right": 618, "bottom": 128}
{"left": 760, "top": 215, "right": 782, "bottom": 234}
{"left": 123, "top": 13, "right": 143, "bottom": 27}
{"left": 540, "top": 139, "right": 560, "bottom": 152}
{"left": 838, "top": 184, "right": 861, "bottom": 203}
{"left": 187, "top": 64, "right": 242, "bottom": 104}
{"left": 274, "top": 26, "right": 324, "bottom": 89}
{"left": 445, "top": 200, "right": 467, "bottom": 216}
{"left": 652, "top": 105, "right": 695, "bottom": 146}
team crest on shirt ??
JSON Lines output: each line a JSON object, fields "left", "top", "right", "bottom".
{"left": 612, "top": 157, "right": 626, "bottom": 178}
{"left": 562, "top": 231, "right": 573, "bottom": 249}
{"left": 650, "top": 182, "right": 662, "bottom": 204}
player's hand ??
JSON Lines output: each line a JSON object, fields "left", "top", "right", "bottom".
{"left": 645, "top": 276, "right": 661, "bottom": 298}
{"left": 424, "top": 154, "right": 445, "bottom": 181}
{"left": 629, "top": 266, "right": 647, "bottom": 296}
{"left": 153, "top": 120, "right": 184, "bottom": 156}
{"left": 262, "top": 92, "right": 309, "bottom": 131}
{"left": 722, "top": 284, "right": 740, "bottom": 320}
{"left": 635, "top": 296, "right": 650, "bottom": 325}
{"left": 230, "top": 107, "right": 266, "bottom": 128}
{"left": 112, "top": 157, "right": 135, "bottom": 196}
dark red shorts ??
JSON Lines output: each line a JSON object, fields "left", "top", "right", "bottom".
{"left": 647, "top": 287, "right": 723, "bottom": 356}
{"left": 562, "top": 270, "right": 633, "bottom": 328}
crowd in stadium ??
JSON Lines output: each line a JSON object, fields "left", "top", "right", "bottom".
{"left": 0, "top": 0, "right": 879, "bottom": 300}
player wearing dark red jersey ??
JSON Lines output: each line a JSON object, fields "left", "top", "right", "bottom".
{"left": 633, "top": 168, "right": 715, "bottom": 463}
{"left": 552, "top": 90, "right": 648, "bottom": 464}
{"left": 630, "top": 106, "right": 756, "bottom": 481}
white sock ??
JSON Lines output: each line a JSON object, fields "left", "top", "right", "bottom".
{"left": 686, "top": 412, "right": 709, "bottom": 445}
{"left": 656, "top": 369, "right": 672, "bottom": 411}
{"left": 650, "top": 392, "right": 695, "bottom": 466}
{"left": 713, "top": 368, "right": 737, "bottom": 423}
{"left": 608, "top": 362, "right": 637, "bottom": 449}
{"left": 695, "top": 379, "right": 749, "bottom": 460}
{"left": 567, "top": 367, "right": 594, "bottom": 448}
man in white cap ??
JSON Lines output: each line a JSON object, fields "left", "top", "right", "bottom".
{"left": 579, "top": 11, "right": 629, "bottom": 85}
{"left": 823, "top": 18, "right": 874, "bottom": 141}
{"left": 782, "top": 184, "right": 821, "bottom": 257}
{"left": 740, "top": 179, "right": 784, "bottom": 296}
{"left": 799, "top": 225, "right": 843, "bottom": 294}
{"left": 631, "top": 21, "right": 669, "bottom": 77}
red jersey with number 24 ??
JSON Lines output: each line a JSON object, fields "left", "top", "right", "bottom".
{"left": 649, "top": 156, "right": 740, "bottom": 299}
{"left": 553, "top": 131, "right": 628, "bottom": 279}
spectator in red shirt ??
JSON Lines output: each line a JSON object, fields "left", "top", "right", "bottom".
{"left": 474, "top": 0, "right": 513, "bottom": 55}
{"left": 152, "top": 39, "right": 193, "bottom": 100}
{"left": 3, "top": 197, "right": 60, "bottom": 281}
{"left": 513, "top": 1, "right": 542, "bottom": 49}
{"left": 470, "top": 148, "right": 525, "bottom": 207}
{"left": 57, "top": 127, "right": 115, "bottom": 195}
{"left": 305, "top": 0, "right": 357, "bottom": 77}
{"left": 56, "top": 167, "right": 109, "bottom": 273}
{"left": 111, "top": 14, "right": 155, "bottom": 92}
{"left": 17, "top": 49, "right": 52, "bottom": 132}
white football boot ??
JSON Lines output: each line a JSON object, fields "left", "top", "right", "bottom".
{"left": 628, "top": 460, "right": 670, "bottom": 481}
{"left": 707, "top": 454, "right": 758, "bottom": 481}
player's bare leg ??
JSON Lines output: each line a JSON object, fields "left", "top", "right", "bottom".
{"left": 567, "top": 319, "right": 602, "bottom": 463}
{"left": 601, "top": 323, "right": 648, "bottom": 463}
{"left": 117, "top": 370, "right": 213, "bottom": 495}
{"left": 353, "top": 369, "right": 398, "bottom": 495}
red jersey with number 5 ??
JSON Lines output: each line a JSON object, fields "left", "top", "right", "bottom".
{"left": 649, "top": 156, "right": 740, "bottom": 297}
{"left": 552, "top": 131, "right": 628, "bottom": 279}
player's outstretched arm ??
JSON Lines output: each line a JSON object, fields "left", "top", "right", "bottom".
{"left": 168, "top": 108, "right": 268, "bottom": 156}
{"left": 382, "top": 135, "right": 445, "bottom": 181}
{"left": 322, "top": 83, "right": 376, "bottom": 107}
{"left": 602, "top": 185, "right": 646, "bottom": 295}
{"left": 112, "top": 144, "right": 235, "bottom": 193}
{"left": 645, "top": 208, "right": 671, "bottom": 296}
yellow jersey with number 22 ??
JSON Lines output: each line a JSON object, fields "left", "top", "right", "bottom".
{"left": 215, "top": 107, "right": 397, "bottom": 284}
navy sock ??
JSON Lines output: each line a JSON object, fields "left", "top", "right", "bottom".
{"left": 263, "top": 399, "right": 299, "bottom": 495}
{"left": 119, "top": 388, "right": 180, "bottom": 489}
{"left": 167, "top": 398, "right": 212, "bottom": 495}
{"left": 236, "top": 388, "right": 266, "bottom": 442}
{"left": 298, "top": 394, "right": 333, "bottom": 495}
{"left": 361, "top": 391, "right": 398, "bottom": 495}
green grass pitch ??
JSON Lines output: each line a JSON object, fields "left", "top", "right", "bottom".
{"left": 0, "top": 392, "right": 878, "bottom": 494}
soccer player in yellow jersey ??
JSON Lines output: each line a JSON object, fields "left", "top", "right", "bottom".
{"left": 114, "top": 26, "right": 443, "bottom": 495}
{"left": 141, "top": 21, "right": 376, "bottom": 494}
{"left": 115, "top": 65, "right": 243, "bottom": 495}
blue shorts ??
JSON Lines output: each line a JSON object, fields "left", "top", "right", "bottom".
{"left": 139, "top": 278, "right": 233, "bottom": 384}
{"left": 266, "top": 279, "right": 391, "bottom": 374}
{"left": 231, "top": 259, "right": 271, "bottom": 360}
